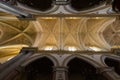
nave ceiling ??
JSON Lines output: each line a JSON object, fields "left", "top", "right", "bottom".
{"left": 0, "top": 13, "right": 120, "bottom": 55}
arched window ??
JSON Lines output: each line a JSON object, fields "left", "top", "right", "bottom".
{"left": 67, "top": 58, "right": 107, "bottom": 80}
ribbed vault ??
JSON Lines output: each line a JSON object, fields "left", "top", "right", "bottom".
{"left": 0, "top": 15, "right": 119, "bottom": 59}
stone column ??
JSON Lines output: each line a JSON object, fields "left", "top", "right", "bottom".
{"left": 4, "top": 66, "right": 23, "bottom": 80}
{"left": 97, "top": 67, "right": 120, "bottom": 80}
{"left": 0, "top": 47, "right": 37, "bottom": 80}
{"left": 0, "top": 52, "right": 25, "bottom": 72}
{"left": 53, "top": 67, "right": 68, "bottom": 80}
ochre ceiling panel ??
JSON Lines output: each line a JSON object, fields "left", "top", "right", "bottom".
{"left": 0, "top": 16, "right": 118, "bottom": 52}
{"left": 0, "top": 20, "right": 37, "bottom": 46}
{"left": 103, "top": 18, "right": 120, "bottom": 47}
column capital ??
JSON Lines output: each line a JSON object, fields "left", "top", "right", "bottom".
{"left": 53, "top": 66, "right": 68, "bottom": 80}
{"left": 53, "top": 66, "right": 68, "bottom": 72}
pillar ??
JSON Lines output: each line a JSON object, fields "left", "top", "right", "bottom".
{"left": 3, "top": 66, "right": 23, "bottom": 80}
{"left": 0, "top": 52, "right": 25, "bottom": 72}
{"left": 0, "top": 47, "right": 37, "bottom": 80}
{"left": 97, "top": 67, "right": 120, "bottom": 80}
{"left": 53, "top": 67, "right": 68, "bottom": 80}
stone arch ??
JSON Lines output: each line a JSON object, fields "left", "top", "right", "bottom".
{"left": 63, "top": 54, "right": 108, "bottom": 80}
{"left": 64, "top": 0, "right": 106, "bottom": 14}
{"left": 22, "top": 54, "right": 56, "bottom": 80}
{"left": 101, "top": 55, "right": 120, "bottom": 75}
{"left": 63, "top": 54, "right": 102, "bottom": 67}
{"left": 101, "top": 55, "right": 120, "bottom": 66}
{"left": 17, "top": 1, "right": 59, "bottom": 14}
{"left": 21, "top": 54, "right": 59, "bottom": 67}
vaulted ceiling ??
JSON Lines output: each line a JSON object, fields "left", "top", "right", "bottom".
{"left": 0, "top": 13, "right": 119, "bottom": 52}
{"left": 1, "top": 0, "right": 120, "bottom": 64}
{"left": 0, "top": 12, "right": 120, "bottom": 63}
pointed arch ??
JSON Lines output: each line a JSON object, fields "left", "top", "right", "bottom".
{"left": 21, "top": 54, "right": 59, "bottom": 67}
{"left": 63, "top": 54, "right": 102, "bottom": 67}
